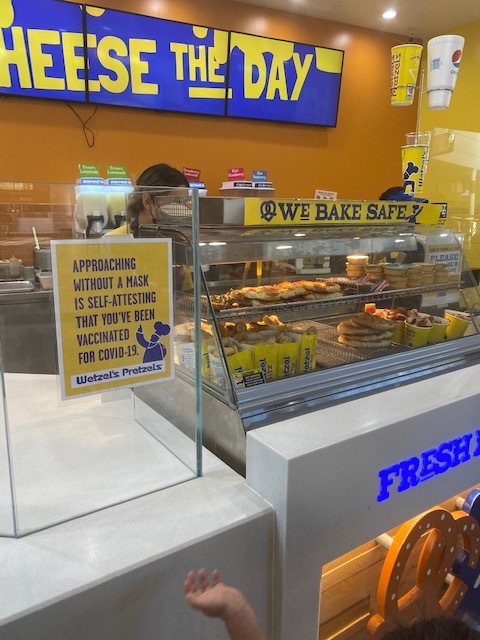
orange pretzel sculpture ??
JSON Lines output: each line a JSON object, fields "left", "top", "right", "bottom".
{"left": 367, "top": 507, "right": 480, "bottom": 638}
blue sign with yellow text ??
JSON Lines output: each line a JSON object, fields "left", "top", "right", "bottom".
{"left": 227, "top": 33, "right": 343, "bottom": 126}
{"left": 0, "top": 0, "right": 343, "bottom": 125}
{"left": 0, "top": 0, "right": 85, "bottom": 101}
{"left": 85, "top": 8, "right": 228, "bottom": 114}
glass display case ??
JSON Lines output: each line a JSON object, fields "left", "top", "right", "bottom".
{"left": 138, "top": 197, "right": 480, "bottom": 474}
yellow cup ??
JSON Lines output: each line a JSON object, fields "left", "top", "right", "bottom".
{"left": 445, "top": 312, "right": 470, "bottom": 340}
{"left": 428, "top": 317, "right": 450, "bottom": 344}
{"left": 391, "top": 44, "right": 423, "bottom": 106}
{"left": 402, "top": 144, "right": 429, "bottom": 194}
{"left": 403, "top": 321, "right": 432, "bottom": 348}
{"left": 391, "top": 320, "right": 405, "bottom": 343}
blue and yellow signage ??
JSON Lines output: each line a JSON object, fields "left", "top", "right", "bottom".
{"left": 85, "top": 8, "right": 229, "bottom": 115}
{"left": 228, "top": 33, "right": 343, "bottom": 126}
{"left": 0, "top": 0, "right": 85, "bottom": 101}
{"left": 244, "top": 199, "right": 448, "bottom": 226}
{"left": 52, "top": 239, "right": 174, "bottom": 399}
{"left": 0, "top": 0, "right": 343, "bottom": 124}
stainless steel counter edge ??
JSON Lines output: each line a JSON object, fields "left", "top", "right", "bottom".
{"left": 0, "top": 288, "right": 53, "bottom": 304}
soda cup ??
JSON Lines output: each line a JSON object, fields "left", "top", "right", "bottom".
{"left": 391, "top": 44, "right": 423, "bottom": 106}
{"left": 401, "top": 145, "right": 429, "bottom": 194}
{"left": 427, "top": 35, "right": 465, "bottom": 109}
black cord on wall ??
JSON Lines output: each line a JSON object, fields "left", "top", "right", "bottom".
{"left": 65, "top": 102, "right": 98, "bottom": 148}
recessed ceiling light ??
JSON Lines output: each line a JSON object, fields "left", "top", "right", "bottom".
{"left": 382, "top": 9, "right": 397, "bottom": 19}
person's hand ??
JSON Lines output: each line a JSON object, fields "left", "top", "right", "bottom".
{"left": 184, "top": 568, "right": 245, "bottom": 620}
{"left": 184, "top": 569, "right": 265, "bottom": 640}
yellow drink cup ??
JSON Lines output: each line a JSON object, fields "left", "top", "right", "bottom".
{"left": 445, "top": 312, "right": 470, "bottom": 340}
{"left": 403, "top": 321, "right": 431, "bottom": 348}
{"left": 402, "top": 144, "right": 429, "bottom": 194}
{"left": 428, "top": 317, "right": 450, "bottom": 344}
{"left": 391, "top": 44, "right": 423, "bottom": 106}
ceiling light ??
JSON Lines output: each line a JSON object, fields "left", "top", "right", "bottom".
{"left": 382, "top": 9, "right": 397, "bottom": 20}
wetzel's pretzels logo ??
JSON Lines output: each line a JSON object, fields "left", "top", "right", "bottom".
{"left": 260, "top": 200, "right": 277, "bottom": 222}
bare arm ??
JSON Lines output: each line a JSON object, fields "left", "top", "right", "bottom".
{"left": 184, "top": 568, "right": 265, "bottom": 640}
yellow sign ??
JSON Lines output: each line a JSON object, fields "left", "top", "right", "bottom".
{"left": 244, "top": 199, "right": 447, "bottom": 226}
{"left": 52, "top": 239, "right": 174, "bottom": 399}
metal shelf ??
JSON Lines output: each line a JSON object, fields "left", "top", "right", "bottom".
{"left": 183, "top": 281, "right": 462, "bottom": 322}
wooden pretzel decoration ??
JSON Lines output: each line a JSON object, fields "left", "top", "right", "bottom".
{"left": 452, "top": 489, "right": 480, "bottom": 617}
{"left": 367, "top": 507, "right": 480, "bottom": 639}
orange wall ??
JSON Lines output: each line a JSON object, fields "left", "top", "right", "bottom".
{"left": 0, "top": 0, "right": 417, "bottom": 198}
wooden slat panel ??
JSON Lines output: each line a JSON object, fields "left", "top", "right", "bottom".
{"left": 320, "top": 598, "right": 371, "bottom": 640}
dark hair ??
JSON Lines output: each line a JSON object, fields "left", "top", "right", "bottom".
{"left": 136, "top": 163, "right": 189, "bottom": 189}
{"left": 127, "top": 163, "right": 189, "bottom": 230}
{"left": 379, "top": 186, "right": 405, "bottom": 200}
{"left": 382, "top": 617, "right": 480, "bottom": 640}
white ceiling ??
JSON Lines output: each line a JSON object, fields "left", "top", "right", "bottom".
{"left": 236, "top": 0, "right": 480, "bottom": 38}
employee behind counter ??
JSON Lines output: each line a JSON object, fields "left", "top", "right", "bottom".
{"left": 104, "top": 163, "right": 193, "bottom": 291}
{"left": 104, "top": 163, "right": 190, "bottom": 237}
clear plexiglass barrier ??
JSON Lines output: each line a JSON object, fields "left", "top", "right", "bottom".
{"left": 428, "top": 127, "right": 480, "bottom": 293}
{"left": 0, "top": 182, "right": 202, "bottom": 537}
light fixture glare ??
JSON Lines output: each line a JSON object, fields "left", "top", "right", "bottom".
{"left": 382, "top": 9, "right": 397, "bottom": 19}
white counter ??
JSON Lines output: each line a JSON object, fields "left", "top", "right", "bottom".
{"left": 0, "top": 449, "right": 273, "bottom": 639}
{"left": 0, "top": 373, "right": 273, "bottom": 639}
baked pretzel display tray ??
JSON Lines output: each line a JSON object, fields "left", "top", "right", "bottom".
{"left": 178, "top": 280, "right": 461, "bottom": 322}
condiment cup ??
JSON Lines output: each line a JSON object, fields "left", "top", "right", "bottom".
{"left": 428, "top": 316, "right": 450, "bottom": 344}
{"left": 445, "top": 312, "right": 470, "bottom": 340}
{"left": 402, "top": 321, "right": 432, "bottom": 348}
